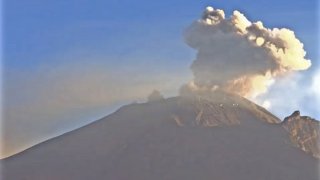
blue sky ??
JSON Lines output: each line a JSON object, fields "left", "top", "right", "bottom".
{"left": 2, "top": 0, "right": 319, "bottom": 158}
{"left": 5, "top": 0, "right": 318, "bottom": 68}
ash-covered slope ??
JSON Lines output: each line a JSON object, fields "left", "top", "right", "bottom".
{"left": 2, "top": 92, "right": 319, "bottom": 180}
{"left": 282, "top": 111, "right": 320, "bottom": 158}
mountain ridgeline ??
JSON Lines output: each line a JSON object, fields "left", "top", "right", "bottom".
{"left": 281, "top": 110, "right": 320, "bottom": 158}
{"left": 2, "top": 91, "right": 319, "bottom": 180}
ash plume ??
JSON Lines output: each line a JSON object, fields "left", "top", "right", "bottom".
{"left": 182, "top": 6, "right": 311, "bottom": 98}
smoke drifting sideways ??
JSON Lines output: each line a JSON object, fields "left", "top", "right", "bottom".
{"left": 181, "top": 6, "right": 311, "bottom": 98}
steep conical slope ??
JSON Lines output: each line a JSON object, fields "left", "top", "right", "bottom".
{"left": 2, "top": 92, "right": 319, "bottom": 180}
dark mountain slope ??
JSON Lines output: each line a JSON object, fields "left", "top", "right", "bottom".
{"left": 2, "top": 92, "right": 319, "bottom": 180}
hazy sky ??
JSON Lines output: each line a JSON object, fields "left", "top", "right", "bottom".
{"left": 2, "top": 0, "right": 319, "bottom": 158}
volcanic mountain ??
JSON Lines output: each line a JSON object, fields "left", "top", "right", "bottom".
{"left": 2, "top": 91, "right": 319, "bottom": 180}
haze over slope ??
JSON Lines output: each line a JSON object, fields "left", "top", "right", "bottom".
{"left": 2, "top": 91, "right": 319, "bottom": 180}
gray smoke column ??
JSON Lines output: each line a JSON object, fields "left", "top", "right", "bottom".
{"left": 182, "top": 6, "right": 311, "bottom": 98}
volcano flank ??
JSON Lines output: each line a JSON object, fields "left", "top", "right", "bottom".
{"left": 2, "top": 91, "right": 319, "bottom": 180}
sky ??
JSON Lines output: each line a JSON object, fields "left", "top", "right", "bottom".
{"left": 2, "top": 0, "right": 319, "bottom": 158}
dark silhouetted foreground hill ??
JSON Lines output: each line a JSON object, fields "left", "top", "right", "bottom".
{"left": 2, "top": 91, "right": 319, "bottom": 180}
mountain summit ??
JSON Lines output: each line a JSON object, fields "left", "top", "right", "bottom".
{"left": 2, "top": 91, "right": 319, "bottom": 180}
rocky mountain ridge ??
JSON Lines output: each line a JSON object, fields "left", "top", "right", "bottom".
{"left": 282, "top": 110, "right": 320, "bottom": 158}
{"left": 175, "top": 92, "right": 319, "bottom": 158}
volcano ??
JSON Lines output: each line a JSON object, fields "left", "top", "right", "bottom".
{"left": 2, "top": 91, "right": 319, "bottom": 180}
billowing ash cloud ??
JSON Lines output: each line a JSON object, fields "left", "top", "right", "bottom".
{"left": 182, "top": 6, "right": 311, "bottom": 98}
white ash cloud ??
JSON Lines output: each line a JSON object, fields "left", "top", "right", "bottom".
{"left": 255, "top": 70, "right": 320, "bottom": 120}
{"left": 182, "top": 6, "right": 311, "bottom": 98}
